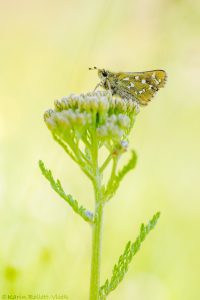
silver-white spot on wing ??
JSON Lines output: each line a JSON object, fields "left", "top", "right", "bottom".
{"left": 128, "top": 82, "right": 135, "bottom": 89}
{"left": 138, "top": 88, "right": 146, "bottom": 95}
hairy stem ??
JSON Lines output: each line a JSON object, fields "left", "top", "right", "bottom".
{"left": 89, "top": 118, "right": 104, "bottom": 300}
{"left": 89, "top": 200, "right": 104, "bottom": 300}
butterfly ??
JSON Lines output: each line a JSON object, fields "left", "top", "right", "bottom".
{"left": 89, "top": 67, "right": 167, "bottom": 106}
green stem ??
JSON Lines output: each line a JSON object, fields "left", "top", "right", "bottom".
{"left": 89, "top": 200, "right": 104, "bottom": 300}
{"left": 100, "top": 153, "right": 112, "bottom": 174}
{"left": 89, "top": 115, "right": 104, "bottom": 300}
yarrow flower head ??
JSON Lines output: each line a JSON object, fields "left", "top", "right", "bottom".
{"left": 44, "top": 91, "right": 139, "bottom": 160}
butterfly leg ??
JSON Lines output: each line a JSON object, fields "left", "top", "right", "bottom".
{"left": 93, "top": 82, "right": 101, "bottom": 92}
{"left": 105, "top": 79, "right": 115, "bottom": 95}
{"left": 106, "top": 79, "right": 111, "bottom": 91}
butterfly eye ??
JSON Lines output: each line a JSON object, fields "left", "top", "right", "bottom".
{"left": 102, "top": 70, "right": 108, "bottom": 77}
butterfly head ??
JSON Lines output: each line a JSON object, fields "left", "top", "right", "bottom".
{"left": 89, "top": 66, "right": 109, "bottom": 82}
{"left": 98, "top": 69, "right": 109, "bottom": 82}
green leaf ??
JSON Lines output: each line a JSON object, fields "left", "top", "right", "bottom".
{"left": 39, "top": 160, "right": 94, "bottom": 223}
{"left": 52, "top": 133, "right": 94, "bottom": 181}
{"left": 52, "top": 133, "right": 78, "bottom": 163}
{"left": 103, "top": 150, "right": 137, "bottom": 201}
{"left": 99, "top": 212, "right": 160, "bottom": 299}
{"left": 118, "top": 150, "right": 137, "bottom": 180}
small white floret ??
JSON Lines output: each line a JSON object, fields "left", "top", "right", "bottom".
{"left": 141, "top": 79, "right": 146, "bottom": 84}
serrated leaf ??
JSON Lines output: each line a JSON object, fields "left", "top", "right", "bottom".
{"left": 39, "top": 160, "right": 93, "bottom": 223}
{"left": 103, "top": 150, "right": 137, "bottom": 201}
{"left": 99, "top": 212, "right": 160, "bottom": 299}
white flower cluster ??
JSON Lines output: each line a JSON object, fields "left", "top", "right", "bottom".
{"left": 44, "top": 91, "right": 139, "bottom": 146}
{"left": 97, "top": 114, "right": 131, "bottom": 142}
{"left": 45, "top": 109, "right": 92, "bottom": 131}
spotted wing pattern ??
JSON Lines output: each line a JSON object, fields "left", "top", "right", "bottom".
{"left": 116, "top": 70, "right": 167, "bottom": 105}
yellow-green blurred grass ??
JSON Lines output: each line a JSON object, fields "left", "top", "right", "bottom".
{"left": 0, "top": 0, "right": 200, "bottom": 299}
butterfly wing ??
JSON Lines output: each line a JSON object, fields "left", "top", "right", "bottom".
{"left": 115, "top": 70, "right": 167, "bottom": 105}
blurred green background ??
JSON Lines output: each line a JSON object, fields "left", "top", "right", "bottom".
{"left": 0, "top": 0, "right": 200, "bottom": 299}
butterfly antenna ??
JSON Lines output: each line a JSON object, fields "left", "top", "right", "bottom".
{"left": 89, "top": 66, "right": 97, "bottom": 71}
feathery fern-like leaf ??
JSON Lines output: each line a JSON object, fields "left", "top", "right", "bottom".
{"left": 99, "top": 212, "right": 160, "bottom": 299}
{"left": 39, "top": 160, "right": 93, "bottom": 223}
{"left": 103, "top": 150, "right": 137, "bottom": 201}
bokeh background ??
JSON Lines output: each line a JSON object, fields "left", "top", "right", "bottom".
{"left": 0, "top": 0, "right": 200, "bottom": 299}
